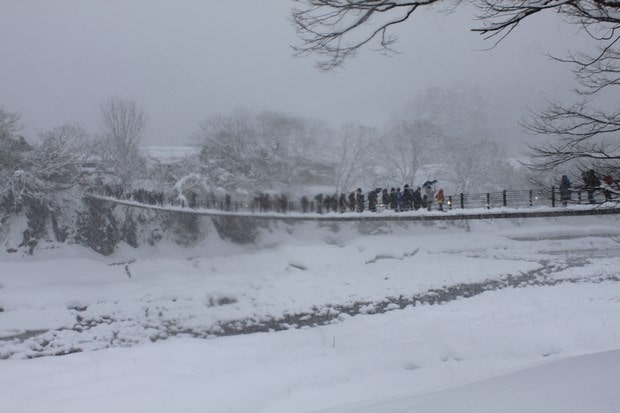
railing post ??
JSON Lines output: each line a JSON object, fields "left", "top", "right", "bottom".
{"left": 503, "top": 190, "right": 507, "bottom": 207}
{"left": 529, "top": 190, "right": 533, "bottom": 207}
{"left": 486, "top": 193, "right": 490, "bottom": 209}
{"left": 551, "top": 186, "right": 556, "bottom": 207}
{"left": 460, "top": 193, "right": 464, "bottom": 209}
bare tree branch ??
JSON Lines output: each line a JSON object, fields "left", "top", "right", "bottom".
{"left": 292, "top": 0, "right": 620, "bottom": 67}
{"left": 522, "top": 101, "right": 620, "bottom": 171}
{"left": 292, "top": 0, "right": 440, "bottom": 70}
{"left": 292, "top": 0, "right": 620, "bottom": 176}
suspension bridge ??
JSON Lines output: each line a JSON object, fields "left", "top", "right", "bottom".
{"left": 83, "top": 188, "right": 620, "bottom": 223}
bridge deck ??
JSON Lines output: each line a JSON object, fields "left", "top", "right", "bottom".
{"left": 84, "top": 193, "right": 620, "bottom": 222}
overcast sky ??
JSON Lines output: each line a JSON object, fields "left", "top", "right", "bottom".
{"left": 0, "top": 0, "right": 590, "bottom": 147}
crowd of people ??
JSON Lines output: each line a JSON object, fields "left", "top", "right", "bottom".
{"left": 89, "top": 179, "right": 447, "bottom": 214}
{"left": 97, "top": 184, "right": 166, "bottom": 207}
{"left": 88, "top": 170, "right": 618, "bottom": 214}
{"left": 300, "top": 181, "right": 446, "bottom": 214}
{"left": 559, "top": 169, "right": 618, "bottom": 205}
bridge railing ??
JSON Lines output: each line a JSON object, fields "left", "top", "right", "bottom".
{"left": 456, "top": 188, "right": 553, "bottom": 210}
{"left": 87, "top": 185, "right": 616, "bottom": 214}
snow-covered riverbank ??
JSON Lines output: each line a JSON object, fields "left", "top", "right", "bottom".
{"left": 1, "top": 216, "right": 619, "bottom": 412}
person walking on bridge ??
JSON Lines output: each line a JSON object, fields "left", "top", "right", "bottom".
{"left": 603, "top": 174, "right": 614, "bottom": 202}
{"left": 559, "top": 175, "right": 571, "bottom": 206}
{"left": 435, "top": 188, "right": 445, "bottom": 212}
{"left": 368, "top": 189, "right": 377, "bottom": 212}
{"left": 389, "top": 188, "right": 397, "bottom": 211}
{"left": 382, "top": 188, "right": 389, "bottom": 208}
{"left": 423, "top": 180, "right": 436, "bottom": 211}
{"left": 348, "top": 191, "right": 356, "bottom": 212}
{"left": 356, "top": 188, "right": 365, "bottom": 213}
{"left": 582, "top": 169, "right": 600, "bottom": 204}
{"left": 413, "top": 187, "right": 422, "bottom": 210}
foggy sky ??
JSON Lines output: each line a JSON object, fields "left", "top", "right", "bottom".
{"left": 0, "top": 0, "right": 590, "bottom": 148}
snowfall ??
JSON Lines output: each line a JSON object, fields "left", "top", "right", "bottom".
{"left": 1, "top": 214, "right": 620, "bottom": 412}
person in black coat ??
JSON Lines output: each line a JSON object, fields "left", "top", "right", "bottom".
{"left": 559, "top": 175, "right": 571, "bottom": 206}
{"left": 413, "top": 187, "right": 422, "bottom": 210}
{"left": 323, "top": 194, "right": 332, "bottom": 213}
{"left": 403, "top": 184, "right": 413, "bottom": 211}
{"left": 389, "top": 188, "right": 397, "bottom": 210}
{"left": 368, "top": 189, "right": 377, "bottom": 212}
{"left": 356, "top": 188, "right": 365, "bottom": 212}
{"left": 315, "top": 193, "right": 324, "bottom": 214}
{"left": 348, "top": 191, "right": 356, "bottom": 212}
{"left": 582, "top": 169, "right": 600, "bottom": 204}
{"left": 339, "top": 193, "right": 347, "bottom": 213}
{"left": 381, "top": 188, "right": 389, "bottom": 207}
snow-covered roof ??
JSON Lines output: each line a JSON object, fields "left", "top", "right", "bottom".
{"left": 142, "top": 146, "right": 199, "bottom": 161}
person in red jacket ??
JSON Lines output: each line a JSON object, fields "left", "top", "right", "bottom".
{"left": 603, "top": 174, "right": 614, "bottom": 201}
{"left": 435, "top": 188, "right": 445, "bottom": 211}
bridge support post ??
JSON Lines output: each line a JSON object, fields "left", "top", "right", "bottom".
{"left": 486, "top": 193, "right": 490, "bottom": 209}
{"left": 529, "top": 190, "right": 533, "bottom": 207}
{"left": 551, "top": 186, "right": 556, "bottom": 207}
{"left": 460, "top": 193, "right": 464, "bottom": 209}
{"left": 503, "top": 190, "right": 507, "bottom": 207}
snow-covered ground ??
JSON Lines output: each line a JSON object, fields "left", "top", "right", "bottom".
{"left": 1, "top": 216, "right": 619, "bottom": 412}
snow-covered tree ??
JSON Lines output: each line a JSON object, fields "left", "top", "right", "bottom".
{"left": 333, "top": 124, "right": 378, "bottom": 193}
{"left": 30, "top": 124, "right": 91, "bottom": 186}
{"left": 444, "top": 137, "right": 522, "bottom": 193}
{"left": 194, "top": 109, "right": 265, "bottom": 190}
{"left": 0, "top": 107, "right": 31, "bottom": 174}
{"left": 1, "top": 107, "right": 32, "bottom": 214}
{"left": 408, "top": 86, "right": 492, "bottom": 144}
{"left": 97, "top": 98, "right": 147, "bottom": 189}
{"left": 1, "top": 123, "right": 92, "bottom": 217}
{"left": 194, "top": 109, "right": 335, "bottom": 191}
{"left": 377, "top": 86, "right": 507, "bottom": 190}
{"left": 379, "top": 120, "right": 443, "bottom": 187}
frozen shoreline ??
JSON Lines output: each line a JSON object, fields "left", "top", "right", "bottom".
{"left": 1, "top": 216, "right": 619, "bottom": 412}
